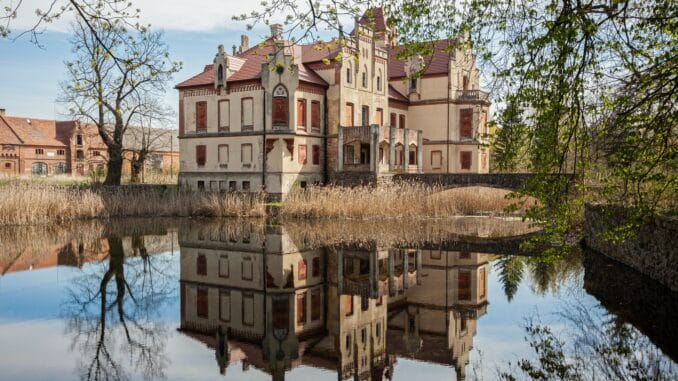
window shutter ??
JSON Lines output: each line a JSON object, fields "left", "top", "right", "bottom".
{"left": 460, "top": 109, "right": 473, "bottom": 139}
{"left": 312, "top": 145, "right": 320, "bottom": 165}
{"left": 196, "top": 102, "right": 207, "bottom": 131}
{"left": 390, "top": 113, "right": 397, "bottom": 127}
{"left": 298, "top": 144, "right": 307, "bottom": 164}
{"left": 297, "top": 99, "right": 307, "bottom": 127}
{"left": 345, "top": 103, "right": 354, "bottom": 126}
{"left": 196, "top": 145, "right": 206, "bottom": 166}
{"left": 311, "top": 101, "right": 320, "bottom": 129}
{"left": 461, "top": 151, "right": 472, "bottom": 169}
{"left": 399, "top": 114, "right": 406, "bottom": 129}
{"left": 272, "top": 97, "right": 288, "bottom": 126}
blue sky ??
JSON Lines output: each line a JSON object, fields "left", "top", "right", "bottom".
{"left": 0, "top": 1, "right": 275, "bottom": 125}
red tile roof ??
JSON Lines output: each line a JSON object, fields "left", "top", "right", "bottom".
{"left": 388, "top": 85, "right": 409, "bottom": 103}
{"left": 176, "top": 39, "right": 329, "bottom": 89}
{"left": 358, "top": 7, "right": 387, "bottom": 32}
{"left": 0, "top": 116, "right": 23, "bottom": 145}
{"left": 388, "top": 39, "right": 457, "bottom": 79}
{"left": 300, "top": 40, "right": 342, "bottom": 63}
{"left": 0, "top": 115, "right": 70, "bottom": 147}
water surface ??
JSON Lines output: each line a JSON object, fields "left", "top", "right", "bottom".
{"left": 0, "top": 218, "right": 675, "bottom": 380}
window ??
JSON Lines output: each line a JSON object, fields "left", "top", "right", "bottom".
{"left": 312, "top": 145, "right": 320, "bottom": 165}
{"left": 218, "top": 144, "right": 228, "bottom": 164}
{"left": 197, "top": 180, "right": 205, "bottom": 190}
{"left": 297, "top": 293, "right": 307, "bottom": 324}
{"left": 298, "top": 144, "right": 307, "bottom": 164}
{"left": 35, "top": 148, "right": 44, "bottom": 155}
{"left": 461, "top": 151, "right": 472, "bottom": 170}
{"left": 362, "top": 70, "right": 367, "bottom": 88}
{"left": 311, "top": 101, "right": 320, "bottom": 131}
{"left": 92, "top": 150, "right": 101, "bottom": 157}
{"left": 431, "top": 151, "right": 443, "bottom": 169}
{"left": 463, "top": 75, "right": 469, "bottom": 90}
{"left": 241, "top": 143, "right": 252, "bottom": 164}
{"left": 76, "top": 150, "right": 84, "bottom": 159}
{"left": 361, "top": 105, "right": 369, "bottom": 126}
{"left": 361, "top": 295, "right": 369, "bottom": 311}
{"left": 479, "top": 267, "right": 486, "bottom": 298}
{"left": 196, "top": 101, "right": 207, "bottom": 131}
{"left": 460, "top": 109, "right": 473, "bottom": 139}
{"left": 297, "top": 99, "right": 307, "bottom": 129}
{"left": 361, "top": 327, "right": 367, "bottom": 343}
{"left": 408, "top": 316, "right": 416, "bottom": 333}
{"left": 197, "top": 288, "right": 208, "bottom": 318}
{"left": 242, "top": 181, "right": 250, "bottom": 191}
{"left": 56, "top": 149, "right": 65, "bottom": 155}
{"left": 4, "top": 163, "right": 10, "bottom": 169}
{"left": 241, "top": 97, "right": 254, "bottom": 130}
{"left": 399, "top": 114, "right": 406, "bottom": 129}
{"left": 344, "top": 144, "right": 355, "bottom": 164}
{"left": 344, "top": 103, "right": 354, "bottom": 126}
{"left": 219, "top": 291, "right": 231, "bottom": 321}
{"left": 481, "top": 152, "right": 487, "bottom": 170}
{"left": 461, "top": 317, "right": 467, "bottom": 332}
{"left": 219, "top": 255, "right": 229, "bottom": 278}
{"left": 196, "top": 145, "right": 206, "bottom": 167}
{"left": 242, "top": 258, "right": 253, "bottom": 280}
{"left": 346, "top": 66, "right": 352, "bottom": 83}
{"left": 311, "top": 289, "right": 321, "bottom": 321}
{"left": 196, "top": 254, "right": 207, "bottom": 276}
{"left": 345, "top": 334, "right": 352, "bottom": 352}
{"left": 458, "top": 271, "right": 471, "bottom": 300}
{"left": 390, "top": 113, "right": 397, "bottom": 127}
{"left": 229, "top": 181, "right": 237, "bottom": 191}
{"left": 242, "top": 293, "right": 254, "bottom": 325}
{"left": 31, "top": 162, "right": 48, "bottom": 176}
{"left": 272, "top": 298, "right": 289, "bottom": 330}
{"left": 410, "top": 78, "right": 417, "bottom": 92}
{"left": 312, "top": 257, "right": 320, "bottom": 277}
{"left": 409, "top": 149, "right": 416, "bottom": 165}
{"left": 298, "top": 259, "right": 307, "bottom": 280}
{"left": 76, "top": 134, "right": 83, "bottom": 145}
{"left": 376, "top": 108, "right": 383, "bottom": 126}
{"left": 218, "top": 100, "right": 230, "bottom": 131}
{"left": 376, "top": 71, "right": 382, "bottom": 91}
{"left": 344, "top": 295, "right": 353, "bottom": 316}
{"left": 272, "top": 85, "right": 289, "bottom": 128}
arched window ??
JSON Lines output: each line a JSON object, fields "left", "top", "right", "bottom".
{"left": 346, "top": 66, "right": 352, "bottom": 84}
{"left": 217, "top": 64, "right": 224, "bottom": 82}
{"left": 376, "top": 69, "right": 382, "bottom": 91}
{"left": 362, "top": 65, "right": 368, "bottom": 88}
{"left": 272, "top": 84, "right": 289, "bottom": 128}
{"left": 53, "top": 162, "right": 68, "bottom": 174}
{"left": 31, "top": 162, "right": 48, "bottom": 176}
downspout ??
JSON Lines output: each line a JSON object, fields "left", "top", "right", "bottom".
{"left": 262, "top": 89, "right": 267, "bottom": 192}
{"left": 446, "top": 52, "right": 452, "bottom": 173}
{"left": 323, "top": 92, "right": 329, "bottom": 184}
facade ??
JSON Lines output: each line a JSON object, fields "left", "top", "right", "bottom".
{"left": 179, "top": 223, "right": 488, "bottom": 380}
{"left": 0, "top": 110, "right": 179, "bottom": 177}
{"left": 176, "top": 8, "right": 491, "bottom": 198}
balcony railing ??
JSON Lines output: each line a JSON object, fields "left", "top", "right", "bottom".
{"left": 456, "top": 90, "right": 490, "bottom": 101}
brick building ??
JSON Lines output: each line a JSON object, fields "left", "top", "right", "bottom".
{"left": 175, "top": 8, "right": 492, "bottom": 198}
{"left": 0, "top": 109, "right": 179, "bottom": 177}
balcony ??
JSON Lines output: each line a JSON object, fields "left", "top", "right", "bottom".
{"left": 456, "top": 90, "right": 490, "bottom": 102}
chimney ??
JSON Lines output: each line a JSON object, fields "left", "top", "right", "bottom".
{"left": 240, "top": 35, "right": 249, "bottom": 52}
{"left": 232, "top": 45, "right": 237, "bottom": 55}
{"left": 0, "top": 108, "right": 5, "bottom": 116}
{"left": 270, "top": 24, "right": 283, "bottom": 40}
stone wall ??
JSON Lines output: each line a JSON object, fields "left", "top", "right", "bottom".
{"left": 328, "top": 171, "right": 377, "bottom": 187}
{"left": 584, "top": 204, "right": 678, "bottom": 292}
{"left": 392, "top": 173, "right": 549, "bottom": 190}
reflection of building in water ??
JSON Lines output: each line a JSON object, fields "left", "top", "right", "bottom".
{"left": 179, "top": 225, "right": 488, "bottom": 381}
{"left": 388, "top": 250, "right": 488, "bottom": 381}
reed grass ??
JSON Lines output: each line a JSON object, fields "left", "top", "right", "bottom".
{"left": 0, "top": 182, "right": 265, "bottom": 226}
{"left": 279, "top": 183, "right": 536, "bottom": 219}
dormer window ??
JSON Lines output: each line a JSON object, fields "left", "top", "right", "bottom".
{"left": 409, "top": 78, "right": 417, "bottom": 92}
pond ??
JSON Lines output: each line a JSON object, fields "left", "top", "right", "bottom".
{"left": 0, "top": 218, "right": 675, "bottom": 380}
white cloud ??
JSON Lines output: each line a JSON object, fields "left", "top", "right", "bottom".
{"left": 5, "top": 0, "right": 260, "bottom": 33}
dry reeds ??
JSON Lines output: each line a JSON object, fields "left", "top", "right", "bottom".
{"left": 0, "top": 182, "right": 265, "bottom": 226}
{"left": 279, "top": 183, "right": 537, "bottom": 219}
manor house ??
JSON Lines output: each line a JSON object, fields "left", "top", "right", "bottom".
{"left": 176, "top": 9, "right": 491, "bottom": 198}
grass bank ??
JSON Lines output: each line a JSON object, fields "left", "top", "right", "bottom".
{"left": 0, "top": 180, "right": 535, "bottom": 226}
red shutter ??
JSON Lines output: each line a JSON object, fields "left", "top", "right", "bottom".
{"left": 458, "top": 271, "right": 471, "bottom": 300}
{"left": 312, "top": 145, "right": 320, "bottom": 165}
{"left": 311, "top": 101, "right": 320, "bottom": 130}
{"left": 399, "top": 114, "right": 406, "bottom": 129}
{"left": 297, "top": 293, "right": 307, "bottom": 324}
{"left": 312, "top": 257, "right": 320, "bottom": 277}
{"left": 460, "top": 109, "right": 473, "bottom": 138}
{"left": 196, "top": 101, "right": 207, "bottom": 131}
{"left": 390, "top": 113, "right": 397, "bottom": 127}
{"left": 376, "top": 108, "right": 383, "bottom": 126}
{"left": 298, "top": 145, "right": 307, "bottom": 164}
{"left": 461, "top": 151, "right": 472, "bottom": 170}
{"left": 345, "top": 103, "right": 354, "bottom": 126}
{"left": 298, "top": 259, "right": 307, "bottom": 280}
{"left": 196, "top": 145, "right": 206, "bottom": 166}
{"left": 297, "top": 99, "right": 307, "bottom": 128}
{"left": 272, "top": 97, "right": 288, "bottom": 126}
{"left": 197, "top": 288, "right": 208, "bottom": 318}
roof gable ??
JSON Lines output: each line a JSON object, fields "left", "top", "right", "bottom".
{"left": 388, "top": 39, "right": 457, "bottom": 79}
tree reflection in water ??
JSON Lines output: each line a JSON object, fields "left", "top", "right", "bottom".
{"left": 62, "top": 233, "right": 176, "bottom": 381}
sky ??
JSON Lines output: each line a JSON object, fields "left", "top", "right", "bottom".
{"left": 0, "top": 0, "right": 280, "bottom": 125}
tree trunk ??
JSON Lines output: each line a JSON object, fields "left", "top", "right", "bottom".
{"left": 130, "top": 158, "right": 142, "bottom": 183}
{"left": 105, "top": 145, "right": 124, "bottom": 185}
